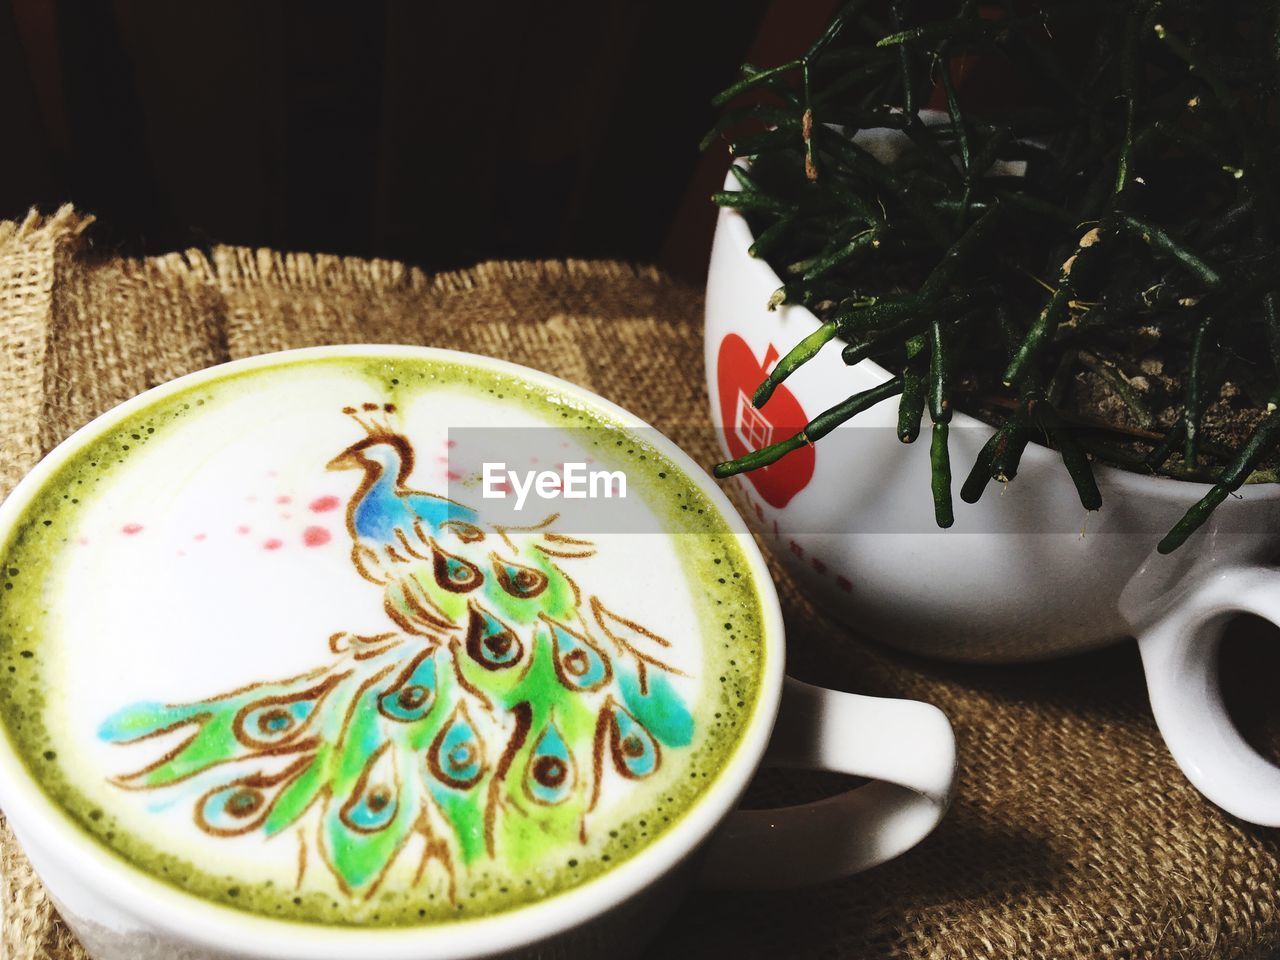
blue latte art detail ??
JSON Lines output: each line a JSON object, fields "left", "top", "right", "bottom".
{"left": 524, "top": 720, "right": 576, "bottom": 806}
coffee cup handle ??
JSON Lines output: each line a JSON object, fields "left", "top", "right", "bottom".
{"left": 1136, "top": 564, "right": 1280, "bottom": 826}
{"left": 696, "top": 677, "right": 956, "bottom": 889}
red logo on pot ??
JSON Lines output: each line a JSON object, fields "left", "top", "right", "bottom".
{"left": 716, "top": 333, "right": 815, "bottom": 508}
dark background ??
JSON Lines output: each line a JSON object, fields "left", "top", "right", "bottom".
{"left": 0, "top": 0, "right": 839, "bottom": 283}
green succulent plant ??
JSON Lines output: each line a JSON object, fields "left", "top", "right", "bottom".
{"left": 706, "top": 0, "right": 1280, "bottom": 551}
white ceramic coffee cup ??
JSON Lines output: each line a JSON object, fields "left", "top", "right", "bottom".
{"left": 0, "top": 346, "right": 956, "bottom": 960}
{"left": 704, "top": 147, "right": 1280, "bottom": 827}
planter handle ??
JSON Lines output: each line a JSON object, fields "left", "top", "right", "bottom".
{"left": 1138, "top": 565, "right": 1280, "bottom": 826}
{"left": 696, "top": 677, "right": 956, "bottom": 890}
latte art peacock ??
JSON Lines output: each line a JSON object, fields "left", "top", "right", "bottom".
{"left": 0, "top": 354, "right": 763, "bottom": 925}
{"left": 99, "top": 405, "right": 693, "bottom": 899}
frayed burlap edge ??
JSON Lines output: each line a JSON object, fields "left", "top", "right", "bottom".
{"left": 0, "top": 207, "right": 94, "bottom": 493}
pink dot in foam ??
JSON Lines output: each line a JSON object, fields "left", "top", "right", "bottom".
{"left": 276, "top": 495, "right": 292, "bottom": 505}
{"left": 281, "top": 513, "right": 292, "bottom": 520}
{"left": 194, "top": 533, "right": 207, "bottom": 541}
{"left": 247, "top": 495, "right": 256, "bottom": 502}
{"left": 77, "top": 536, "right": 89, "bottom": 546}
{"left": 303, "top": 526, "right": 331, "bottom": 547}
{"left": 263, "top": 538, "right": 283, "bottom": 551}
{"left": 445, "top": 439, "right": 457, "bottom": 448}
{"left": 237, "top": 525, "right": 251, "bottom": 535}
{"left": 446, "top": 471, "right": 462, "bottom": 482}
{"left": 309, "top": 496, "right": 340, "bottom": 513}
{"left": 122, "top": 523, "right": 143, "bottom": 535}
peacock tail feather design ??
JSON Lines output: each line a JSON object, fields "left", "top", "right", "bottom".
{"left": 99, "top": 404, "right": 694, "bottom": 900}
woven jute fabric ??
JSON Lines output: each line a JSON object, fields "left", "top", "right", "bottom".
{"left": 1, "top": 206, "right": 1278, "bottom": 960}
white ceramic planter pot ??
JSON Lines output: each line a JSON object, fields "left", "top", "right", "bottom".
{"left": 704, "top": 162, "right": 1280, "bottom": 826}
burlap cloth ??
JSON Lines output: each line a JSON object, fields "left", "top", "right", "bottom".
{"left": 1, "top": 206, "right": 1278, "bottom": 960}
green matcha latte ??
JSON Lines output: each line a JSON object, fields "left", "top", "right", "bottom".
{"left": 0, "top": 352, "right": 765, "bottom": 926}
